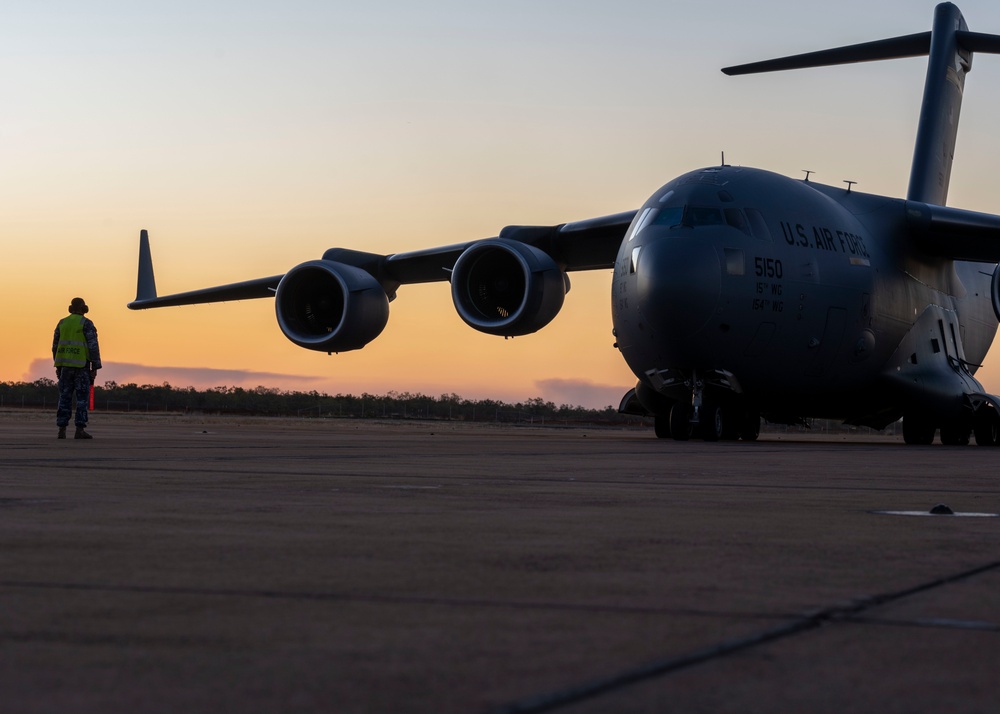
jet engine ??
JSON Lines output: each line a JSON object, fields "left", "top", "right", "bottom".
{"left": 450, "top": 239, "right": 568, "bottom": 336}
{"left": 274, "top": 260, "right": 389, "bottom": 352}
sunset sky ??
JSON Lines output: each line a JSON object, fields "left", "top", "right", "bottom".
{"left": 5, "top": 1, "right": 1000, "bottom": 408}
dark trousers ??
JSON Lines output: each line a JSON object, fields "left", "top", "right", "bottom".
{"left": 56, "top": 368, "right": 91, "bottom": 428}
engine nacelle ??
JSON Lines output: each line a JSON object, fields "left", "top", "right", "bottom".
{"left": 275, "top": 260, "right": 389, "bottom": 352}
{"left": 450, "top": 239, "right": 568, "bottom": 336}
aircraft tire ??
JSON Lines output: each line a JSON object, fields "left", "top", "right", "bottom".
{"left": 707, "top": 405, "right": 740, "bottom": 441}
{"left": 903, "top": 414, "right": 935, "bottom": 445}
{"left": 654, "top": 414, "right": 672, "bottom": 439}
{"left": 669, "top": 403, "right": 692, "bottom": 441}
{"left": 973, "top": 409, "right": 1000, "bottom": 446}
{"left": 940, "top": 423, "right": 971, "bottom": 446}
{"left": 702, "top": 404, "right": 720, "bottom": 442}
{"left": 739, "top": 411, "right": 760, "bottom": 441}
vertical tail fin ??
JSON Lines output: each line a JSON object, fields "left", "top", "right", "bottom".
{"left": 723, "top": 2, "right": 1000, "bottom": 208}
{"left": 907, "top": 3, "right": 969, "bottom": 205}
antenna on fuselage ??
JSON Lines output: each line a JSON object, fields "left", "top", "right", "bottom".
{"left": 803, "top": 170, "right": 814, "bottom": 182}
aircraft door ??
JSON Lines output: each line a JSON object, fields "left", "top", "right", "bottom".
{"left": 805, "top": 307, "right": 847, "bottom": 377}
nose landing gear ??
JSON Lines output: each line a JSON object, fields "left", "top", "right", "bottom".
{"left": 655, "top": 400, "right": 759, "bottom": 442}
{"left": 650, "top": 369, "right": 761, "bottom": 442}
{"left": 655, "top": 401, "right": 759, "bottom": 442}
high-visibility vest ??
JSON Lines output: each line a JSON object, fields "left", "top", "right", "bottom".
{"left": 54, "top": 314, "right": 90, "bottom": 368}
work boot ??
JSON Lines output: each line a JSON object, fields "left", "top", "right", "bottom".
{"left": 57, "top": 426, "right": 66, "bottom": 439}
{"left": 74, "top": 427, "right": 93, "bottom": 440}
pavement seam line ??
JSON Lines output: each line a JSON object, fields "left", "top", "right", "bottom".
{"left": 491, "top": 558, "right": 1000, "bottom": 714}
{"left": 0, "top": 580, "right": 791, "bottom": 620}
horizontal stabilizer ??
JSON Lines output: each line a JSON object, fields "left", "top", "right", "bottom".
{"left": 722, "top": 32, "right": 931, "bottom": 75}
{"left": 723, "top": 29, "right": 1000, "bottom": 76}
{"left": 957, "top": 30, "right": 1000, "bottom": 54}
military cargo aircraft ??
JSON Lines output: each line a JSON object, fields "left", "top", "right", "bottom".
{"left": 130, "top": 2, "right": 1000, "bottom": 445}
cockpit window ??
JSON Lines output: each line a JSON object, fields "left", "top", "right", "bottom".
{"left": 724, "top": 208, "right": 751, "bottom": 236}
{"left": 627, "top": 207, "right": 658, "bottom": 241}
{"left": 638, "top": 204, "right": 765, "bottom": 239}
{"left": 745, "top": 208, "right": 772, "bottom": 241}
{"left": 651, "top": 206, "right": 684, "bottom": 228}
{"left": 684, "top": 206, "right": 725, "bottom": 227}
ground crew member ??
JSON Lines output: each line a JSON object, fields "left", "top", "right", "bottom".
{"left": 53, "top": 297, "right": 102, "bottom": 439}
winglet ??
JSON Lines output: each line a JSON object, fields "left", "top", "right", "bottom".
{"left": 134, "top": 229, "right": 157, "bottom": 303}
{"left": 127, "top": 229, "right": 284, "bottom": 310}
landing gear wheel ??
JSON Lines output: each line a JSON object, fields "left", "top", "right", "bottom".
{"left": 739, "top": 411, "right": 760, "bottom": 442}
{"left": 654, "top": 414, "right": 672, "bottom": 439}
{"left": 940, "top": 423, "right": 971, "bottom": 446}
{"left": 669, "top": 403, "right": 692, "bottom": 441}
{"left": 903, "top": 414, "right": 935, "bottom": 445}
{"left": 707, "top": 405, "right": 740, "bottom": 441}
{"left": 719, "top": 406, "right": 741, "bottom": 441}
{"left": 974, "top": 408, "right": 1000, "bottom": 446}
{"left": 702, "top": 404, "right": 719, "bottom": 442}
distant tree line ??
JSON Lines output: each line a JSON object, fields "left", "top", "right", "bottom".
{"left": 0, "top": 379, "right": 896, "bottom": 434}
{"left": 0, "top": 378, "right": 648, "bottom": 426}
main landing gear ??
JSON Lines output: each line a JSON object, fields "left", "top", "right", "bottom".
{"left": 903, "top": 402, "right": 1000, "bottom": 446}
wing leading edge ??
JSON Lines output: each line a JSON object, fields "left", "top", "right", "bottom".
{"left": 127, "top": 210, "right": 636, "bottom": 310}
{"left": 380, "top": 209, "right": 637, "bottom": 286}
{"left": 906, "top": 202, "right": 1000, "bottom": 262}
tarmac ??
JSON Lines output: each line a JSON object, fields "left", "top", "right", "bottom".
{"left": 1, "top": 410, "right": 998, "bottom": 713}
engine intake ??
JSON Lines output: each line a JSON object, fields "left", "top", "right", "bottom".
{"left": 450, "top": 239, "right": 567, "bottom": 336}
{"left": 275, "top": 260, "right": 389, "bottom": 352}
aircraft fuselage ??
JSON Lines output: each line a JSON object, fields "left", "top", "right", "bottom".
{"left": 612, "top": 166, "right": 998, "bottom": 428}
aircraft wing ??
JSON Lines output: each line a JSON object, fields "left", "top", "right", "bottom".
{"left": 127, "top": 231, "right": 284, "bottom": 309}
{"left": 129, "top": 210, "right": 636, "bottom": 308}
{"left": 906, "top": 202, "right": 1000, "bottom": 262}
{"left": 378, "top": 209, "right": 637, "bottom": 286}
{"left": 128, "top": 276, "right": 285, "bottom": 309}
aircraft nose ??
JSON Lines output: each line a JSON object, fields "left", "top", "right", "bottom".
{"left": 635, "top": 237, "right": 721, "bottom": 338}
